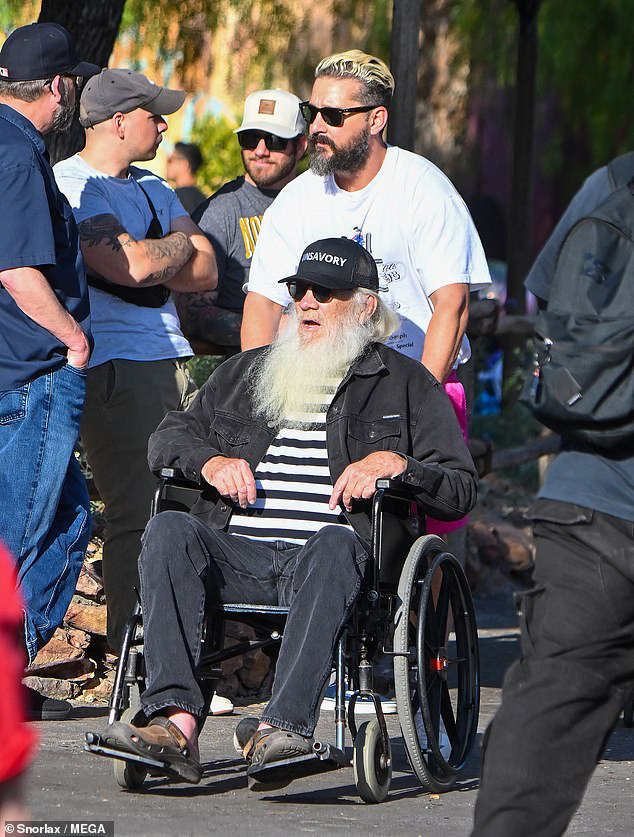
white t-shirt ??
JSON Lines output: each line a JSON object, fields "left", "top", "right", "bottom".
{"left": 54, "top": 155, "right": 192, "bottom": 368}
{"left": 247, "top": 146, "right": 491, "bottom": 364}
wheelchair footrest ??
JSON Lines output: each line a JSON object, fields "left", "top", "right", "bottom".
{"left": 84, "top": 731, "right": 183, "bottom": 780}
{"left": 246, "top": 741, "right": 348, "bottom": 791}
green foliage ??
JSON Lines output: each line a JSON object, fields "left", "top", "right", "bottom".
{"left": 121, "top": 1, "right": 295, "bottom": 86}
{"left": 190, "top": 111, "right": 243, "bottom": 194}
{"left": 0, "top": 0, "right": 37, "bottom": 32}
{"left": 471, "top": 341, "right": 542, "bottom": 489}
{"left": 187, "top": 354, "right": 223, "bottom": 387}
{"left": 453, "top": 0, "right": 634, "bottom": 177}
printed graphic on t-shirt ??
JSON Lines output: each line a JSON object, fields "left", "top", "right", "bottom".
{"left": 239, "top": 214, "right": 264, "bottom": 259}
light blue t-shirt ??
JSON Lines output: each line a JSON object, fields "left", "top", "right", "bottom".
{"left": 54, "top": 154, "right": 192, "bottom": 368}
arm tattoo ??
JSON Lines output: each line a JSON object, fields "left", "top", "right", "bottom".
{"left": 144, "top": 231, "right": 193, "bottom": 283}
{"left": 78, "top": 214, "right": 134, "bottom": 251}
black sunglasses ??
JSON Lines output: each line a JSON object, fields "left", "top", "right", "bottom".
{"left": 299, "top": 101, "right": 379, "bottom": 128}
{"left": 237, "top": 130, "right": 293, "bottom": 152}
{"left": 287, "top": 281, "right": 339, "bottom": 304}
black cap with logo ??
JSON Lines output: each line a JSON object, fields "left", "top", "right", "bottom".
{"left": 0, "top": 22, "right": 99, "bottom": 82}
{"left": 280, "top": 237, "right": 380, "bottom": 292}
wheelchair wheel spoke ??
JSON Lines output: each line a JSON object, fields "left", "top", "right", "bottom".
{"left": 394, "top": 535, "right": 480, "bottom": 792}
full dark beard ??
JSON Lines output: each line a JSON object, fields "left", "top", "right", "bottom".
{"left": 243, "top": 148, "right": 298, "bottom": 189}
{"left": 308, "top": 126, "right": 371, "bottom": 177}
{"left": 50, "top": 80, "right": 75, "bottom": 133}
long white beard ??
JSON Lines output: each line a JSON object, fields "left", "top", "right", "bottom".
{"left": 251, "top": 307, "right": 374, "bottom": 426}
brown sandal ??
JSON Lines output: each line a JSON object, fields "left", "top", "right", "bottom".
{"left": 102, "top": 716, "right": 202, "bottom": 784}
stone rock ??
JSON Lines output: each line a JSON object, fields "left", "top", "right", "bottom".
{"left": 81, "top": 669, "right": 115, "bottom": 702}
{"left": 237, "top": 650, "right": 271, "bottom": 691}
{"left": 23, "top": 675, "right": 78, "bottom": 700}
{"left": 65, "top": 599, "right": 107, "bottom": 636}
{"left": 28, "top": 628, "right": 87, "bottom": 672}
{"left": 75, "top": 563, "right": 105, "bottom": 603}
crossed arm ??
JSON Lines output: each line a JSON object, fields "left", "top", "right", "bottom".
{"left": 201, "top": 451, "right": 408, "bottom": 512}
{"left": 78, "top": 213, "right": 217, "bottom": 292}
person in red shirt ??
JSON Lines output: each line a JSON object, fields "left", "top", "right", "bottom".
{"left": 0, "top": 541, "right": 37, "bottom": 827}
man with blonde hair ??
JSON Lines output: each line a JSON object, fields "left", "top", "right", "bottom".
{"left": 242, "top": 50, "right": 490, "bottom": 389}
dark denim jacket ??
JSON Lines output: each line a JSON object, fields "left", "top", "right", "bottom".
{"left": 148, "top": 343, "right": 478, "bottom": 545}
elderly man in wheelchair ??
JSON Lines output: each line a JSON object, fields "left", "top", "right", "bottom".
{"left": 89, "top": 237, "right": 478, "bottom": 797}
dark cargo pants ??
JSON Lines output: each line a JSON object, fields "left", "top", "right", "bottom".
{"left": 472, "top": 499, "right": 634, "bottom": 837}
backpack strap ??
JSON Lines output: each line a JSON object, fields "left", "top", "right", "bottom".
{"left": 607, "top": 151, "right": 634, "bottom": 190}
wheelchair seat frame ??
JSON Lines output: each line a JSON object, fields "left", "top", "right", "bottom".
{"left": 85, "top": 469, "right": 480, "bottom": 803}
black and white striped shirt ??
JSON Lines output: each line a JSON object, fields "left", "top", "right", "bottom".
{"left": 227, "top": 384, "right": 351, "bottom": 544}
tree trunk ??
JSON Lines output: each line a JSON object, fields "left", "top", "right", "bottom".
{"left": 506, "top": 0, "right": 542, "bottom": 314}
{"left": 38, "top": 0, "right": 125, "bottom": 164}
{"left": 387, "top": 0, "right": 421, "bottom": 151}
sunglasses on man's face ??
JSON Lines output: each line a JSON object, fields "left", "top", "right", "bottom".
{"left": 287, "top": 281, "right": 339, "bottom": 304}
{"left": 299, "top": 101, "right": 379, "bottom": 128}
{"left": 237, "top": 130, "right": 291, "bottom": 152}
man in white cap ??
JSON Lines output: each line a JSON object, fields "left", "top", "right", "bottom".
{"left": 174, "top": 89, "right": 306, "bottom": 353}
{"left": 54, "top": 68, "right": 217, "bottom": 654}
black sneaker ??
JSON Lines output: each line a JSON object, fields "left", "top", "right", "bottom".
{"left": 24, "top": 685, "right": 72, "bottom": 721}
{"left": 233, "top": 716, "right": 260, "bottom": 757}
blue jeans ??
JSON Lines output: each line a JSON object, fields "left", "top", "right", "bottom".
{"left": 0, "top": 363, "right": 91, "bottom": 663}
{"left": 139, "top": 512, "right": 368, "bottom": 736}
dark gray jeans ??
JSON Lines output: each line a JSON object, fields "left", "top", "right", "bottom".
{"left": 472, "top": 499, "right": 634, "bottom": 837}
{"left": 138, "top": 511, "right": 368, "bottom": 737}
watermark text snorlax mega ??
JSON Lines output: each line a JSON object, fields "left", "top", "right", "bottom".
{"left": 4, "top": 822, "right": 114, "bottom": 836}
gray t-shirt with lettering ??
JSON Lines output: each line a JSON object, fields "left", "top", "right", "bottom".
{"left": 193, "top": 176, "right": 277, "bottom": 312}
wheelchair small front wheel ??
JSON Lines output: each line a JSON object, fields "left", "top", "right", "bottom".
{"left": 353, "top": 719, "right": 392, "bottom": 804}
{"left": 113, "top": 707, "right": 148, "bottom": 790}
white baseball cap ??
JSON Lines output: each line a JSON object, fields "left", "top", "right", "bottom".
{"left": 235, "top": 88, "right": 306, "bottom": 139}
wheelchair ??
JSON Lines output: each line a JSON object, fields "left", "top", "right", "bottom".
{"left": 85, "top": 468, "right": 480, "bottom": 803}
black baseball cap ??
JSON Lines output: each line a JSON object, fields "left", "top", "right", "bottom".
{"left": 80, "top": 68, "right": 186, "bottom": 128}
{"left": 0, "top": 22, "right": 99, "bottom": 82}
{"left": 280, "top": 237, "right": 380, "bottom": 292}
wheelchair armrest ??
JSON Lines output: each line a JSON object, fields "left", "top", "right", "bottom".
{"left": 374, "top": 478, "right": 415, "bottom": 501}
{"left": 152, "top": 468, "right": 206, "bottom": 516}
{"left": 157, "top": 467, "right": 203, "bottom": 491}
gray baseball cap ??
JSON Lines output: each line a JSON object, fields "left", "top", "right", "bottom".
{"left": 79, "top": 68, "right": 186, "bottom": 128}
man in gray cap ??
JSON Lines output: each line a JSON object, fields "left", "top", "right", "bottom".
{"left": 174, "top": 89, "right": 306, "bottom": 354}
{"left": 0, "top": 22, "right": 98, "bottom": 720}
{"left": 54, "top": 68, "right": 217, "bottom": 654}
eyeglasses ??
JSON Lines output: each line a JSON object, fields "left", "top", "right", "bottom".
{"left": 237, "top": 130, "right": 293, "bottom": 152}
{"left": 48, "top": 75, "right": 83, "bottom": 92}
{"left": 299, "top": 101, "right": 380, "bottom": 128}
{"left": 287, "top": 281, "right": 347, "bottom": 304}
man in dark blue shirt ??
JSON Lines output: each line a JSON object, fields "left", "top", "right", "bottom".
{"left": 0, "top": 22, "right": 98, "bottom": 720}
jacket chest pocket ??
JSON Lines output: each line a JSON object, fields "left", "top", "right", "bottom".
{"left": 212, "top": 413, "right": 253, "bottom": 452}
{"left": 347, "top": 415, "right": 402, "bottom": 452}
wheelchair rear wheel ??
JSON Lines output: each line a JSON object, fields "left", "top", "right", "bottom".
{"left": 393, "top": 535, "right": 479, "bottom": 792}
{"left": 353, "top": 719, "right": 392, "bottom": 804}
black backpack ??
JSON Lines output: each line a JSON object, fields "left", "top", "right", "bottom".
{"left": 521, "top": 152, "right": 634, "bottom": 449}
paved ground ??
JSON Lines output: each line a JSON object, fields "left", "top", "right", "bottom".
{"left": 22, "top": 591, "right": 634, "bottom": 837}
